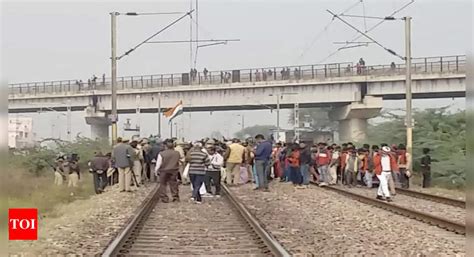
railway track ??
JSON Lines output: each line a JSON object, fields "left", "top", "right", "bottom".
{"left": 312, "top": 183, "right": 465, "bottom": 235}
{"left": 102, "top": 183, "right": 290, "bottom": 257}
{"left": 395, "top": 188, "right": 465, "bottom": 208}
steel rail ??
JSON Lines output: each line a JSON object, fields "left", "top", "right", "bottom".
{"left": 312, "top": 183, "right": 465, "bottom": 235}
{"left": 396, "top": 188, "right": 465, "bottom": 208}
{"left": 222, "top": 184, "right": 291, "bottom": 257}
{"left": 101, "top": 184, "right": 160, "bottom": 257}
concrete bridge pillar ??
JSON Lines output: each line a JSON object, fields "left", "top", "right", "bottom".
{"left": 84, "top": 106, "right": 111, "bottom": 140}
{"left": 329, "top": 96, "right": 383, "bottom": 143}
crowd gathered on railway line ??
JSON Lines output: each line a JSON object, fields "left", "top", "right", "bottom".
{"left": 53, "top": 134, "right": 433, "bottom": 204}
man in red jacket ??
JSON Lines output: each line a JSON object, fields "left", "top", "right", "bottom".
{"left": 373, "top": 146, "right": 399, "bottom": 202}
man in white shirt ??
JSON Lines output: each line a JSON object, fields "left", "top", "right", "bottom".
{"left": 204, "top": 146, "right": 224, "bottom": 197}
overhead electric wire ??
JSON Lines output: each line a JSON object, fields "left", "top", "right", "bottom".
{"left": 293, "top": 0, "right": 362, "bottom": 64}
{"left": 339, "top": 14, "right": 401, "bottom": 20}
{"left": 118, "top": 10, "right": 195, "bottom": 60}
{"left": 327, "top": 9, "right": 404, "bottom": 60}
{"left": 316, "top": 0, "right": 414, "bottom": 64}
{"left": 123, "top": 12, "right": 186, "bottom": 16}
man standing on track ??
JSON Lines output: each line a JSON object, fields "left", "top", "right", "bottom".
{"left": 373, "top": 146, "right": 398, "bottom": 202}
{"left": 112, "top": 138, "right": 135, "bottom": 192}
{"left": 397, "top": 144, "right": 411, "bottom": 188}
{"left": 254, "top": 134, "right": 273, "bottom": 191}
{"left": 155, "top": 139, "right": 181, "bottom": 203}
{"left": 204, "top": 146, "right": 224, "bottom": 197}
{"left": 225, "top": 138, "right": 246, "bottom": 186}
{"left": 89, "top": 151, "right": 109, "bottom": 194}
{"left": 315, "top": 143, "right": 331, "bottom": 186}
{"left": 186, "top": 141, "right": 211, "bottom": 204}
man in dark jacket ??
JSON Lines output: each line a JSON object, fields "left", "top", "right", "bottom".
{"left": 254, "top": 134, "right": 272, "bottom": 191}
{"left": 89, "top": 151, "right": 110, "bottom": 194}
{"left": 299, "top": 142, "right": 312, "bottom": 188}
{"left": 155, "top": 139, "right": 181, "bottom": 202}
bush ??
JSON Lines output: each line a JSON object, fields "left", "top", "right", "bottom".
{"left": 368, "top": 108, "right": 465, "bottom": 189}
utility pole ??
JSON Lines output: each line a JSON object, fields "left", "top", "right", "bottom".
{"left": 136, "top": 95, "right": 141, "bottom": 137}
{"left": 294, "top": 103, "right": 299, "bottom": 142}
{"left": 404, "top": 16, "right": 413, "bottom": 173}
{"left": 110, "top": 12, "right": 118, "bottom": 145}
{"left": 170, "top": 122, "right": 173, "bottom": 138}
{"left": 174, "top": 122, "right": 178, "bottom": 138}
{"left": 158, "top": 92, "right": 162, "bottom": 138}
{"left": 66, "top": 100, "right": 71, "bottom": 141}
{"left": 276, "top": 93, "right": 280, "bottom": 141}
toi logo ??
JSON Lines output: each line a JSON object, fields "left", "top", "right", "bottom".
{"left": 9, "top": 208, "right": 38, "bottom": 240}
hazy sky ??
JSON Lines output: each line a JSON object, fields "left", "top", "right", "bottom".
{"left": 3, "top": 0, "right": 470, "bottom": 140}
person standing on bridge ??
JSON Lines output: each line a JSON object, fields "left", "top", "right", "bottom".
{"left": 112, "top": 138, "right": 135, "bottom": 192}
{"left": 373, "top": 146, "right": 398, "bottom": 202}
{"left": 155, "top": 139, "right": 181, "bottom": 203}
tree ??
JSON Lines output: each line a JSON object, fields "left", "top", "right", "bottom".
{"left": 234, "top": 125, "right": 276, "bottom": 140}
{"left": 368, "top": 108, "right": 465, "bottom": 189}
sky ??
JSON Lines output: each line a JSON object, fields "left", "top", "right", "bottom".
{"left": 2, "top": 0, "right": 470, "bottom": 140}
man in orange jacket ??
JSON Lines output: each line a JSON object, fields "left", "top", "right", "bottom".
{"left": 373, "top": 146, "right": 399, "bottom": 202}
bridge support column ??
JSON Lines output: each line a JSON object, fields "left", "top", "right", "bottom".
{"left": 329, "top": 96, "right": 383, "bottom": 143}
{"left": 85, "top": 106, "right": 111, "bottom": 140}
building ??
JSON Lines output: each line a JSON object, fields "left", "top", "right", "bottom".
{"left": 272, "top": 128, "right": 334, "bottom": 144}
{"left": 8, "top": 117, "right": 35, "bottom": 149}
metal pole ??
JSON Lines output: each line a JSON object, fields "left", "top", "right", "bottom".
{"left": 294, "top": 103, "right": 299, "bottom": 142}
{"left": 170, "top": 122, "right": 173, "bottom": 138}
{"left": 67, "top": 100, "right": 71, "bottom": 141}
{"left": 136, "top": 95, "right": 141, "bottom": 137}
{"left": 276, "top": 94, "right": 280, "bottom": 141}
{"left": 158, "top": 92, "right": 162, "bottom": 138}
{"left": 405, "top": 16, "right": 413, "bottom": 173}
{"left": 241, "top": 114, "right": 244, "bottom": 131}
{"left": 111, "top": 12, "right": 118, "bottom": 145}
{"left": 174, "top": 122, "right": 178, "bottom": 138}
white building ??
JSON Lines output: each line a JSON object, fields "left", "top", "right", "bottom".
{"left": 8, "top": 117, "right": 35, "bottom": 149}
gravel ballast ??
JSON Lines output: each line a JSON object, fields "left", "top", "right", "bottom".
{"left": 9, "top": 183, "right": 156, "bottom": 256}
{"left": 229, "top": 182, "right": 465, "bottom": 256}
{"left": 333, "top": 185, "right": 465, "bottom": 225}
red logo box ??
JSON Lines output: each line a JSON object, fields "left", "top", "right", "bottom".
{"left": 9, "top": 208, "right": 38, "bottom": 240}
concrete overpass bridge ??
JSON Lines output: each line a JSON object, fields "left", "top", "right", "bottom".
{"left": 8, "top": 55, "right": 466, "bottom": 141}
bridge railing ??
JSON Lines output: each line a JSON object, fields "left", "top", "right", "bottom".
{"left": 8, "top": 55, "right": 466, "bottom": 95}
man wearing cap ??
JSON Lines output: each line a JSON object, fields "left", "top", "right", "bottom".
{"left": 224, "top": 138, "right": 246, "bottom": 186}
{"left": 373, "top": 146, "right": 399, "bottom": 201}
{"left": 155, "top": 139, "right": 181, "bottom": 202}
{"left": 89, "top": 151, "right": 110, "bottom": 194}
{"left": 112, "top": 138, "right": 135, "bottom": 192}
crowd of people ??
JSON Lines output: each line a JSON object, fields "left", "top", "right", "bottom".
{"left": 54, "top": 134, "right": 433, "bottom": 204}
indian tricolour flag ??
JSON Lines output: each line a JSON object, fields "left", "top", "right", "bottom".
{"left": 164, "top": 100, "right": 183, "bottom": 122}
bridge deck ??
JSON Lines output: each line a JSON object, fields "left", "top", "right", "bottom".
{"left": 8, "top": 55, "right": 466, "bottom": 96}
